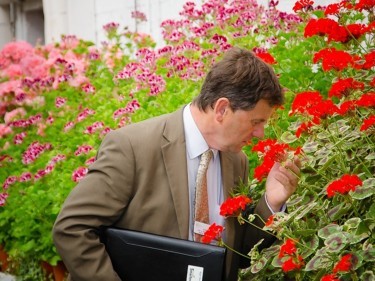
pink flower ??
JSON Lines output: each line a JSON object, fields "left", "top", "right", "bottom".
{"left": 55, "top": 97, "right": 67, "bottom": 108}
{"left": 22, "top": 141, "right": 53, "bottom": 165}
{"left": 74, "top": 145, "right": 93, "bottom": 156}
{"left": 34, "top": 169, "right": 47, "bottom": 180}
{"left": 77, "top": 108, "right": 95, "bottom": 122}
{"left": 82, "top": 83, "right": 95, "bottom": 93}
{"left": 19, "top": 172, "right": 32, "bottom": 182}
{"left": 84, "top": 121, "right": 104, "bottom": 134}
{"left": 0, "top": 124, "right": 12, "bottom": 138}
{"left": 2, "top": 176, "right": 17, "bottom": 189}
{"left": 0, "top": 193, "right": 9, "bottom": 206}
{"left": 64, "top": 121, "right": 75, "bottom": 132}
{"left": 85, "top": 157, "right": 96, "bottom": 166}
{"left": 103, "top": 22, "right": 120, "bottom": 32}
{"left": 72, "top": 167, "right": 88, "bottom": 182}
{"left": 49, "top": 154, "right": 66, "bottom": 166}
{"left": 13, "top": 132, "right": 27, "bottom": 145}
{"left": 131, "top": 11, "right": 147, "bottom": 22}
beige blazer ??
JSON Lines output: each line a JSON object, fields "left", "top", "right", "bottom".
{"left": 53, "top": 107, "right": 274, "bottom": 281}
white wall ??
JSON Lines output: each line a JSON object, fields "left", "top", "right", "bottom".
{"left": 0, "top": 5, "right": 12, "bottom": 48}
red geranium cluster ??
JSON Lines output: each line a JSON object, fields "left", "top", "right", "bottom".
{"left": 360, "top": 115, "right": 375, "bottom": 131}
{"left": 321, "top": 254, "right": 354, "bottom": 280}
{"left": 313, "top": 48, "right": 354, "bottom": 72}
{"left": 326, "top": 174, "right": 362, "bottom": 198}
{"left": 328, "top": 78, "right": 365, "bottom": 98}
{"left": 279, "top": 238, "right": 304, "bottom": 272}
{"left": 293, "top": 0, "right": 314, "bottom": 13}
{"left": 255, "top": 52, "right": 277, "bottom": 65}
{"left": 201, "top": 223, "right": 224, "bottom": 244}
{"left": 304, "top": 0, "right": 374, "bottom": 43}
{"left": 305, "top": 18, "right": 370, "bottom": 43}
{"left": 219, "top": 195, "right": 252, "bottom": 217}
{"left": 290, "top": 90, "right": 375, "bottom": 137}
{"left": 251, "top": 139, "right": 299, "bottom": 181}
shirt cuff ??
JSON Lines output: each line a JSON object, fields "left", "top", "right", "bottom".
{"left": 265, "top": 193, "right": 287, "bottom": 214}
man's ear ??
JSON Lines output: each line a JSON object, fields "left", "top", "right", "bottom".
{"left": 214, "top": 98, "right": 230, "bottom": 122}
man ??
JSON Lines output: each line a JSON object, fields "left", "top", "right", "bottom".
{"left": 52, "top": 47, "right": 301, "bottom": 281}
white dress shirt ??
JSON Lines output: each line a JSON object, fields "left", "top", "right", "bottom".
{"left": 183, "top": 104, "right": 225, "bottom": 241}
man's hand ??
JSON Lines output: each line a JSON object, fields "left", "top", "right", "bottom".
{"left": 265, "top": 156, "right": 301, "bottom": 212}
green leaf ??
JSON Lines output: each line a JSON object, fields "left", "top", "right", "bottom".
{"left": 344, "top": 217, "right": 361, "bottom": 230}
{"left": 364, "top": 153, "right": 375, "bottom": 160}
{"left": 295, "top": 202, "right": 318, "bottom": 220}
{"left": 302, "top": 141, "right": 319, "bottom": 153}
{"left": 324, "top": 232, "right": 348, "bottom": 252}
{"left": 294, "top": 229, "right": 317, "bottom": 237}
{"left": 352, "top": 178, "right": 375, "bottom": 200}
{"left": 301, "top": 235, "right": 320, "bottom": 259}
{"left": 271, "top": 255, "right": 284, "bottom": 268}
{"left": 360, "top": 271, "right": 374, "bottom": 281}
{"left": 328, "top": 202, "right": 351, "bottom": 221}
{"left": 250, "top": 257, "right": 269, "bottom": 274}
{"left": 280, "top": 131, "right": 298, "bottom": 144}
{"left": 318, "top": 224, "right": 342, "bottom": 239}
{"left": 305, "top": 248, "right": 331, "bottom": 271}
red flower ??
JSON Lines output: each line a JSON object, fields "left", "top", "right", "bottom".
{"left": 265, "top": 214, "right": 275, "bottom": 227}
{"left": 355, "top": 0, "right": 375, "bottom": 11}
{"left": 333, "top": 254, "right": 353, "bottom": 273}
{"left": 254, "top": 158, "right": 274, "bottom": 181}
{"left": 324, "top": 3, "right": 340, "bottom": 15}
{"left": 293, "top": 0, "right": 314, "bottom": 12}
{"left": 252, "top": 139, "right": 292, "bottom": 181}
{"left": 328, "top": 78, "right": 365, "bottom": 98}
{"left": 281, "top": 255, "right": 304, "bottom": 272}
{"left": 290, "top": 91, "right": 323, "bottom": 115}
{"left": 347, "top": 23, "right": 367, "bottom": 39}
{"left": 321, "top": 274, "right": 340, "bottom": 281}
{"left": 362, "top": 50, "right": 375, "bottom": 69}
{"left": 220, "top": 195, "right": 252, "bottom": 217}
{"left": 338, "top": 100, "right": 357, "bottom": 115}
{"left": 279, "top": 239, "right": 297, "bottom": 258}
{"left": 360, "top": 115, "right": 375, "bottom": 131}
{"left": 328, "top": 25, "right": 350, "bottom": 43}
{"left": 313, "top": 48, "right": 353, "bottom": 71}
{"left": 201, "top": 223, "right": 224, "bottom": 244}
{"left": 304, "top": 18, "right": 339, "bottom": 38}
{"left": 326, "top": 174, "right": 362, "bottom": 198}
{"left": 370, "top": 76, "right": 375, "bottom": 87}
{"left": 296, "top": 121, "right": 312, "bottom": 137}
{"left": 356, "top": 92, "right": 375, "bottom": 108}
{"left": 255, "top": 52, "right": 277, "bottom": 64}
{"left": 290, "top": 91, "right": 338, "bottom": 121}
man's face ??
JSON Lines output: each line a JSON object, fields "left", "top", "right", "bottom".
{"left": 216, "top": 99, "right": 275, "bottom": 153}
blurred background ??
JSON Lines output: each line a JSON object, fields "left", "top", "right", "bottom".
{"left": 0, "top": 0, "right": 336, "bottom": 50}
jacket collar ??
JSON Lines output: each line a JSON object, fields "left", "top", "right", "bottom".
{"left": 161, "top": 107, "right": 190, "bottom": 239}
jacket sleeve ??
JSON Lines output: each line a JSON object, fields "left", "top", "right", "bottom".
{"left": 52, "top": 130, "right": 135, "bottom": 281}
{"left": 238, "top": 195, "right": 277, "bottom": 268}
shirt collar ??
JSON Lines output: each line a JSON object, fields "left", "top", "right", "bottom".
{"left": 183, "top": 104, "right": 218, "bottom": 160}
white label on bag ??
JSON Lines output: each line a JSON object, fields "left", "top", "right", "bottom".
{"left": 186, "top": 265, "right": 204, "bottom": 281}
{"left": 194, "top": 221, "right": 210, "bottom": 235}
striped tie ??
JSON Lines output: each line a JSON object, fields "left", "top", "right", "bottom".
{"left": 194, "top": 149, "right": 213, "bottom": 242}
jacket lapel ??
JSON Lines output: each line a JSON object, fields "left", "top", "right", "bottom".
{"left": 161, "top": 108, "right": 190, "bottom": 239}
{"left": 220, "top": 152, "right": 237, "bottom": 247}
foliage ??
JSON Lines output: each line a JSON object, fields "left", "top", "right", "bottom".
{"left": 236, "top": 1, "right": 374, "bottom": 280}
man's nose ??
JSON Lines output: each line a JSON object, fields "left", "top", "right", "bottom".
{"left": 251, "top": 126, "right": 265, "bottom": 139}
